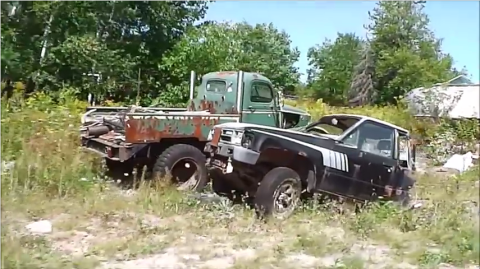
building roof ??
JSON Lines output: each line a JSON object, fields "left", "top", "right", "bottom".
{"left": 405, "top": 82, "right": 480, "bottom": 119}
{"left": 444, "top": 75, "right": 474, "bottom": 85}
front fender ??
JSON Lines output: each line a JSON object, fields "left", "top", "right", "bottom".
{"left": 250, "top": 132, "right": 323, "bottom": 192}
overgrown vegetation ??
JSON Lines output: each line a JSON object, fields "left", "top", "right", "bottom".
{"left": 2, "top": 1, "right": 479, "bottom": 268}
{"left": 2, "top": 96, "right": 479, "bottom": 268}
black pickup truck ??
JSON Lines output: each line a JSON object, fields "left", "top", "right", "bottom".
{"left": 204, "top": 114, "right": 418, "bottom": 218}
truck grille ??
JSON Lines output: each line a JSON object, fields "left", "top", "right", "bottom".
{"left": 211, "top": 128, "right": 242, "bottom": 145}
{"left": 220, "top": 129, "right": 235, "bottom": 143}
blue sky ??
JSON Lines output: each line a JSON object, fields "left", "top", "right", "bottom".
{"left": 205, "top": 1, "right": 479, "bottom": 83}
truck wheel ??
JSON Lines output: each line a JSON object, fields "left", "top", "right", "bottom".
{"left": 394, "top": 172, "right": 420, "bottom": 209}
{"left": 254, "top": 167, "right": 302, "bottom": 219}
{"left": 153, "top": 144, "right": 208, "bottom": 192}
{"left": 396, "top": 186, "right": 421, "bottom": 209}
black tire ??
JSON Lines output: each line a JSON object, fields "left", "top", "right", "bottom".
{"left": 254, "top": 167, "right": 302, "bottom": 219}
{"left": 395, "top": 185, "right": 419, "bottom": 209}
{"left": 152, "top": 144, "right": 209, "bottom": 192}
{"left": 394, "top": 172, "right": 418, "bottom": 209}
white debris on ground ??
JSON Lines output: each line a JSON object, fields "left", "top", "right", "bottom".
{"left": 25, "top": 220, "right": 53, "bottom": 234}
{"left": 443, "top": 151, "right": 478, "bottom": 173}
{"left": 414, "top": 146, "right": 479, "bottom": 175}
{"left": 1, "top": 160, "right": 15, "bottom": 173}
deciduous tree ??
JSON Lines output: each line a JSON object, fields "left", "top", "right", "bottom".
{"left": 306, "top": 33, "right": 364, "bottom": 105}
{"left": 366, "top": 1, "right": 455, "bottom": 104}
{"left": 160, "top": 21, "right": 300, "bottom": 104}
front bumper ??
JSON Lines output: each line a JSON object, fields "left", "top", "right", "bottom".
{"left": 204, "top": 142, "right": 260, "bottom": 172}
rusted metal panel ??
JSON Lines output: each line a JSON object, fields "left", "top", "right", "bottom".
{"left": 199, "top": 100, "right": 217, "bottom": 113}
{"left": 216, "top": 71, "right": 237, "bottom": 77}
{"left": 124, "top": 115, "right": 239, "bottom": 143}
{"left": 210, "top": 128, "right": 221, "bottom": 147}
{"left": 193, "top": 99, "right": 239, "bottom": 114}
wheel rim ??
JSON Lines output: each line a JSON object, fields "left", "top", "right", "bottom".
{"left": 272, "top": 179, "right": 300, "bottom": 218}
{"left": 170, "top": 158, "right": 200, "bottom": 191}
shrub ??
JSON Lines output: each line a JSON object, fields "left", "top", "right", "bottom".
{"left": 1, "top": 94, "right": 100, "bottom": 198}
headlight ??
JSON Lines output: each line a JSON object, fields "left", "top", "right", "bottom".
{"left": 230, "top": 131, "right": 244, "bottom": 144}
{"left": 241, "top": 133, "right": 253, "bottom": 148}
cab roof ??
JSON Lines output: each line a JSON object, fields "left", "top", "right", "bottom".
{"left": 202, "top": 71, "right": 272, "bottom": 84}
{"left": 319, "top": 114, "right": 409, "bottom": 134}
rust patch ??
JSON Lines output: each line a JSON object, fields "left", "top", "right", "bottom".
{"left": 199, "top": 100, "right": 216, "bottom": 113}
{"left": 124, "top": 116, "right": 220, "bottom": 143}
{"left": 384, "top": 185, "right": 393, "bottom": 197}
{"left": 225, "top": 105, "right": 238, "bottom": 114}
{"left": 211, "top": 128, "right": 221, "bottom": 146}
{"left": 194, "top": 98, "right": 239, "bottom": 114}
{"left": 187, "top": 100, "right": 195, "bottom": 111}
{"left": 216, "top": 71, "right": 237, "bottom": 77}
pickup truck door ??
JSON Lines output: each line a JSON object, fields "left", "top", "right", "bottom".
{"left": 315, "top": 143, "right": 367, "bottom": 199}
{"left": 359, "top": 151, "right": 398, "bottom": 199}
{"left": 351, "top": 128, "right": 399, "bottom": 200}
{"left": 316, "top": 122, "right": 399, "bottom": 201}
{"left": 242, "top": 80, "right": 278, "bottom": 127}
{"left": 321, "top": 144, "right": 397, "bottom": 201}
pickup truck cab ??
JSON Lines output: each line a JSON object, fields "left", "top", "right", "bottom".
{"left": 205, "top": 114, "right": 417, "bottom": 218}
{"left": 80, "top": 71, "right": 310, "bottom": 191}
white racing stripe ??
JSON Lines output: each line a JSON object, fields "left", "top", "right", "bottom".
{"left": 252, "top": 129, "right": 349, "bottom": 172}
{"left": 334, "top": 152, "right": 343, "bottom": 171}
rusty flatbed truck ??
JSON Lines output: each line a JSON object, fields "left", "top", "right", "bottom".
{"left": 80, "top": 71, "right": 311, "bottom": 191}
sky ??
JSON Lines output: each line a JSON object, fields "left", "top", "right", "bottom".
{"left": 204, "top": 1, "right": 480, "bottom": 83}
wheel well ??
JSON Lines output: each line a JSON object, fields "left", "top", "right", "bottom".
{"left": 150, "top": 138, "right": 206, "bottom": 155}
{"left": 256, "top": 148, "right": 315, "bottom": 185}
{"left": 133, "top": 138, "right": 207, "bottom": 166}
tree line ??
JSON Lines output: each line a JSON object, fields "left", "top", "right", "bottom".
{"left": 1, "top": 1, "right": 469, "bottom": 106}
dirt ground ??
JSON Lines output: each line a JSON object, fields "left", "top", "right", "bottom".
{"left": 3, "top": 166, "right": 479, "bottom": 269}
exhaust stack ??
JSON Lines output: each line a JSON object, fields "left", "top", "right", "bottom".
{"left": 189, "top": 71, "right": 196, "bottom": 100}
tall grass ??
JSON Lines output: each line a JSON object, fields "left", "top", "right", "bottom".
{"left": 1, "top": 94, "right": 99, "bottom": 199}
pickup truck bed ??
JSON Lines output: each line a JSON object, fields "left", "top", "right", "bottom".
{"left": 80, "top": 106, "right": 239, "bottom": 161}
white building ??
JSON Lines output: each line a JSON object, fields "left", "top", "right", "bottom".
{"left": 404, "top": 75, "right": 480, "bottom": 119}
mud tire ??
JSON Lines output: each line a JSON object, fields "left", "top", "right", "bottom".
{"left": 153, "top": 144, "right": 209, "bottom": 192}
{"left": 395, "top": 185, "right": 418, "bottom": 209}
{"left": 254, "top": 167, "right": 302, "bottom": 219}
{"left": 394, "top": 172, "right": 418, "bottom": 208}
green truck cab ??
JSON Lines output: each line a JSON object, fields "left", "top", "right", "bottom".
{"left": 193, "top": 71, "right": 310, "bottom": 128}
{"left": 80, "top": 71, "right": 311, "bottom": 190}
